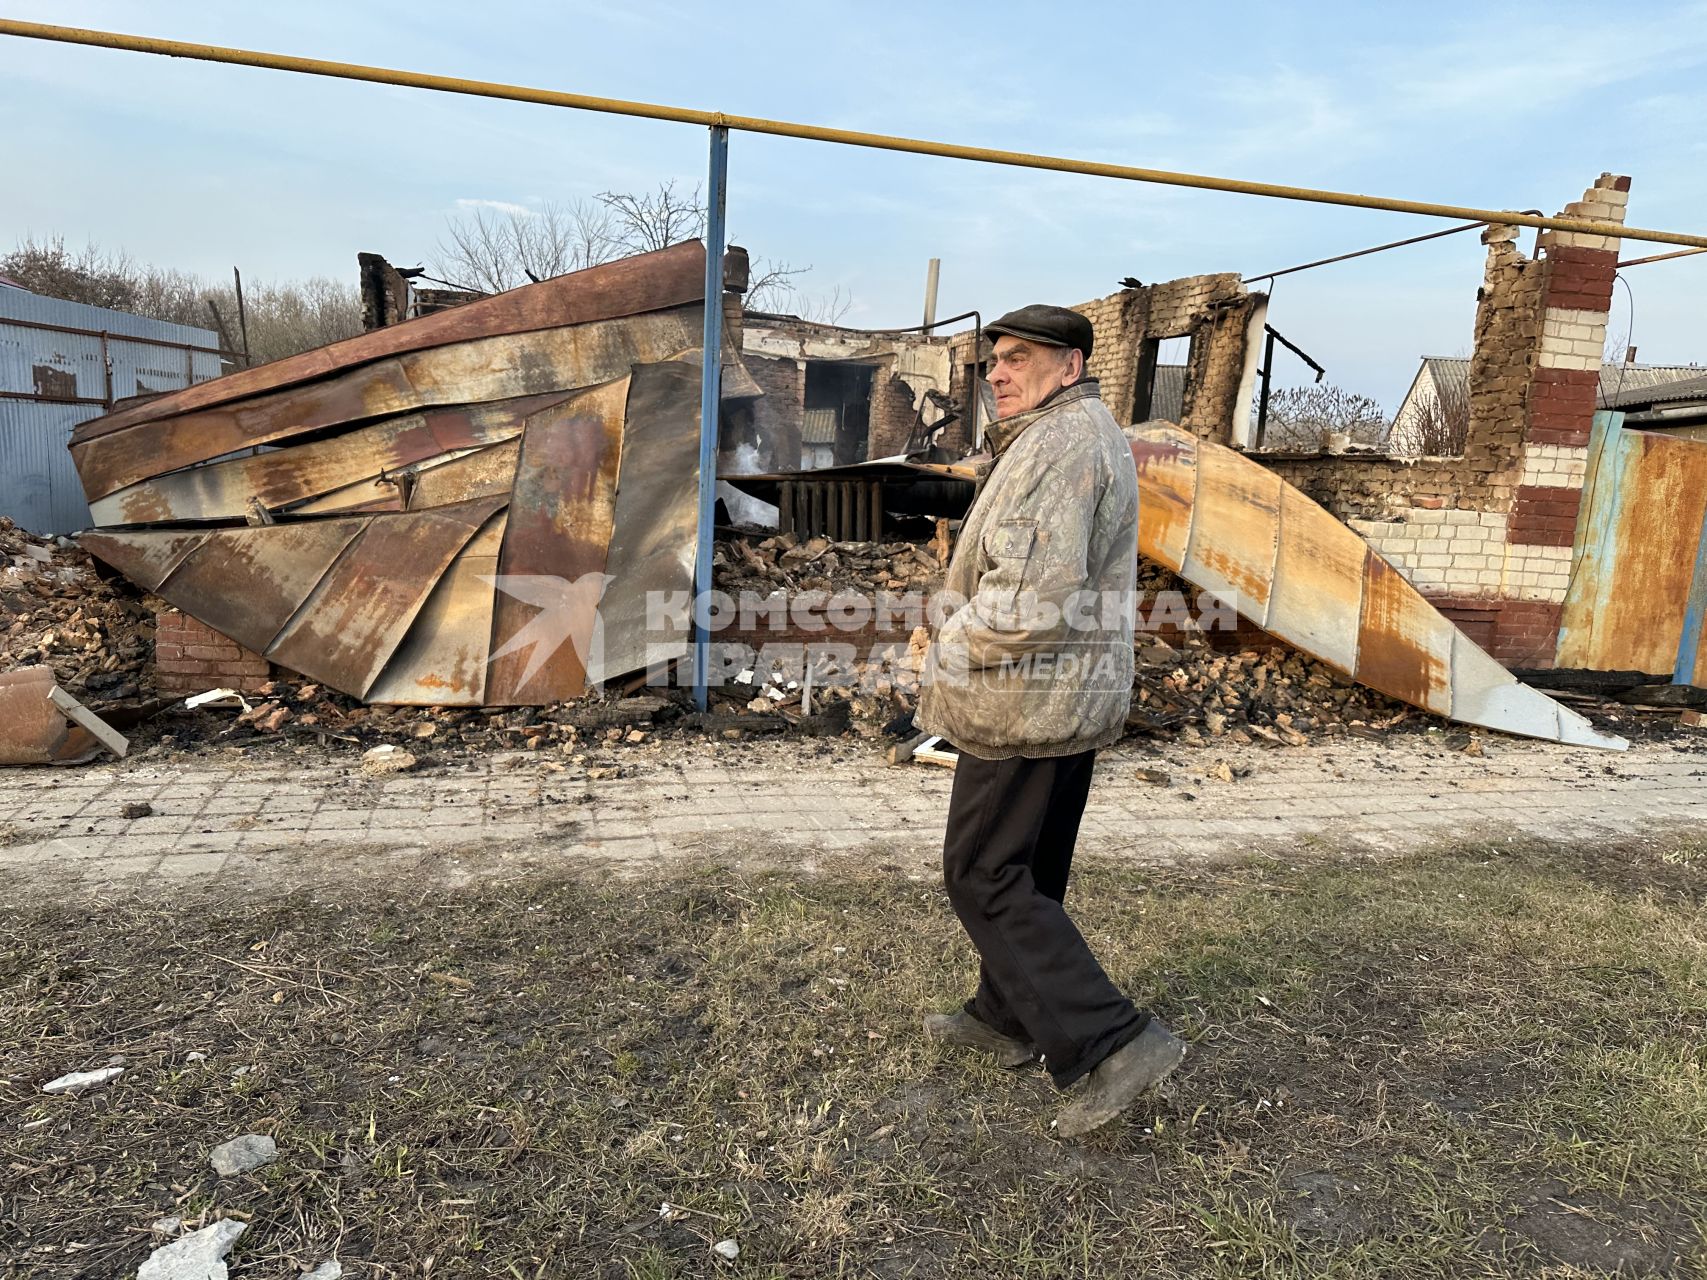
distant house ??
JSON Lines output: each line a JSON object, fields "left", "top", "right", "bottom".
{"left": 0, "top": 288, "right": 223, "bottom": 534}
{"left": 1601, "top": 370, "right": 1707, "bottom": 439}
{"left": 1391, "top": 356, "right": 1704, "bottom": 454}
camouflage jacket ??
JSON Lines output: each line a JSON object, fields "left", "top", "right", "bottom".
{"left": 916, "top": 380, "right": 1138, "bottom": 760}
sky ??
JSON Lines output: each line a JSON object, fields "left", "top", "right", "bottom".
{"left": 4, "top": 0, "right": 1706, "bottom": 409}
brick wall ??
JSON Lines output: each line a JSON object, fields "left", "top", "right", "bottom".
{"left": 154, "top": 610, "right": 274, "bottom": 695}
{"left": 1257, "top": 174, "right": 1628, "bottom": 671}
{"left": 862, "top": 372, "right": 913, "bottom": 459}
{"left": 738, "top": 352, "right": 805, "bottom": 471}
{"left": 1073, "top": 273, "right": 1260, "bottom": 439}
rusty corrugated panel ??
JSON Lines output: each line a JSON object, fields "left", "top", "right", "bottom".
{"left": 87, "top": 395, "right": 563, "bottom": 524}
{"left": 484, "top": 378, "right": 630, "bottom": 705}
{"left": 154, "top": 518, "right": 370, "bottom": 655}
{"left": 1127, "top": 424, "right": 1625, "bottom": 748}
{"left": 588, "top": 360, "right": 702, "bottom": 684}
{"left": 1557, "top": 415, "right": 1707, "bottom": 677}
{"left": 71, "top": 308, "right": 708, "bottom": 500}
{"left": 75, "top": 528, "right": 208, "bottom": 592}
{"left": 70, "top": 241, "right": 707, "bottom": 443}
{"left": 267, "top": 496, "right": 507, "bottom": 698}
{"left": 364, "top": 512, "right": 508, "bottom": 705}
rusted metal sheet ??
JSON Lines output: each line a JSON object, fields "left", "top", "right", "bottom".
{"left": 1268, "top": 486, "right": 1365, "bottom": 675}
{"left": 589, "top": 360, "right": 702, "bottom": 684}
{"left": 268, "top": 496, "right": 507, "bottom": 698}
{"left": 71, "top": 241, "right": 707, "bottom": 442}
{"left": 1557, "top": 413, "right": 1707, "bottom": 681}
{"left": 0, "top": 666, "right": 102, "bottom": 766}
{"left": 1130, "top": 432, "right": 1196, "bottom": 570}
{"left": 87, "top": 396, "right": 562, "bottom": 524}
{"left": 364, "top": 512, "right": 507, "bottom": 705}
{"left": 1127, "top": 424, "right": 1625, "bottom": 748}
{"left": 406, "top": 439, "right": 523, "bottom": 509}
{"left": 1356, "top": 554, "right": 1453, "bottom": 717}
{"left": 155, "top": 518, "right": 370, "bottom": 655}
{"left": 69, "top": 243, "right": 763, "bottom": 709}
{"left": 485, "top": 378, "right": 629, "bottom": 705}
{"left": 75, "top": 528, "right": 207, "bottom": 592}
{"left": 1181, "top": 442, "right": 1281, "bottom": 621}
{"left": 71, "top": 308, "right": 709, "bottom": 500}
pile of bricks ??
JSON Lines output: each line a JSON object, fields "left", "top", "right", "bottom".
{"left": 153, "top": 610, "right": 273, "bottom": 696}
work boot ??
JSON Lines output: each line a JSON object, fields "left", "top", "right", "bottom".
{"left": 922, "top": 1008, "right": 1036, "bottom": 1069}
{"left": 1055, "top": 1020, "right": 1187, "bottom": 1139}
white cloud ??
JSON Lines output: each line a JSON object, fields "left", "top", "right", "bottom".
{"left": 453, "top": 198, "right": 538, "bottom": 217}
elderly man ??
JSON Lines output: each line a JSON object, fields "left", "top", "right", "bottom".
{"left": 915, "top": 304, "right": 1184, "bottom": 1139}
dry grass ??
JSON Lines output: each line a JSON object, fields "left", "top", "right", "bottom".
{"left": 3, "top": 833, "right": 1705, "bottom": 1278}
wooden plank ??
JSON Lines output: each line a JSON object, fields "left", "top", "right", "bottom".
{"left": 72, "top": 307, "right": 707, "bottom": 501}
{"left": 155, "top": 518, "right": 370, "bottom": 656}
{"left": 46, "top": 686, "right": 129, "bottom": 758}
{"left": 586, "top": 361, "right": 701, "bottom": 686}
{"left": 267, "top": 496, "right": 507, "bottom": 698}
{"left": 364, "top": 513, "right": 507, "bottom": 706}
{"left": 485, "top": 379, "right": 630, "bottom": 704}
{"left": 87, "top": 396, "right": 559, "bottom": 524}
{"left": 70, "top": 241, "right": 706, "bottom": 442}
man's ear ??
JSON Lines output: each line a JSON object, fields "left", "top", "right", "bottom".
{"left": 1063, "top": 349, "right": 1085, "bottom": 384}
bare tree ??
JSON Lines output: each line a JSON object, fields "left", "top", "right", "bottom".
{"left": 1397, "top": 379, "right": 1470, "bottom": 457}
{"left": 598, "top": 180, "right": 707, "bottom": 254}
{"left": 433, "top": 199, "right": 619, "bottom": 293}
{"left": 432, "top": 182, "right": 846, "bottom": 318}
{"left": 1257, "top": 383, "right": 1387, "bottom": 452}
{"left": 3, "top": 235, "right": 361, "bottom": 364}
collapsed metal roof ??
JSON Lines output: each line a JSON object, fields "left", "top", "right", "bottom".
{"left": 73, "top": 242, "right": 736, "bottom": 706}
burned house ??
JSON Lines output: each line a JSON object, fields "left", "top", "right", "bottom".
{"left": 57, "top": 210, "right": 1640, "bottom": 746}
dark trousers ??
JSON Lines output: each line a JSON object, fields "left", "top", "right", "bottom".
{"left": 942, "top": 749, "right": 1146, "bottom": 1088}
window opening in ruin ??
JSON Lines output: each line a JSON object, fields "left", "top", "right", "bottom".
{"left": 1149, "top": 336, "right": 1190, "bottom": 424}
{"left": 802, "top": 360, "right": 874, "bottom": 469}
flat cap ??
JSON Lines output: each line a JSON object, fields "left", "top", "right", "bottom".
{"left": 985, "top": 304, "right": 1094, "bottom": 360}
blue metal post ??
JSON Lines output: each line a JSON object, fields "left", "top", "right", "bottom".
{"left": 693, "top": 125, "right": 729, "bottom": 712}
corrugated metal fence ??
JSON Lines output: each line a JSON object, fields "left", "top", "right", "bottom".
{"left": 0, "top": 287, "right": 223, "bottom": 534}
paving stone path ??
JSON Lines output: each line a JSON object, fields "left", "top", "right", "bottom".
{"left": 3, "top": 730, "right": 1702, "bottom": 895}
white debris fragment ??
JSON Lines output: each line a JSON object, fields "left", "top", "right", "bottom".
{"left": 42, "top": 1065, "right": 123, "bottom": 1094}
{"left": 712, "top": 1239, "right": 740, "bottom": 1261}
{"left": 302, "top": 1262, "right": 342, "bottom": 1280}
{"left": 209, "top": 1133, "right": 277, "bottom": 1176}
{"left": 186, "top": 1051, "right": 208, "bottom": 1062}
{"left": 185, "top": 688, "right": 250, "bottom": 712}
{"left": 151, "top": 1217, "right": 182, "bottom": 1235}
{"left": 137, "top": 1219, "right": 246, "bottom": 1280}
{"left": 360, "top": 744, "right": 419, "bottom": 777}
